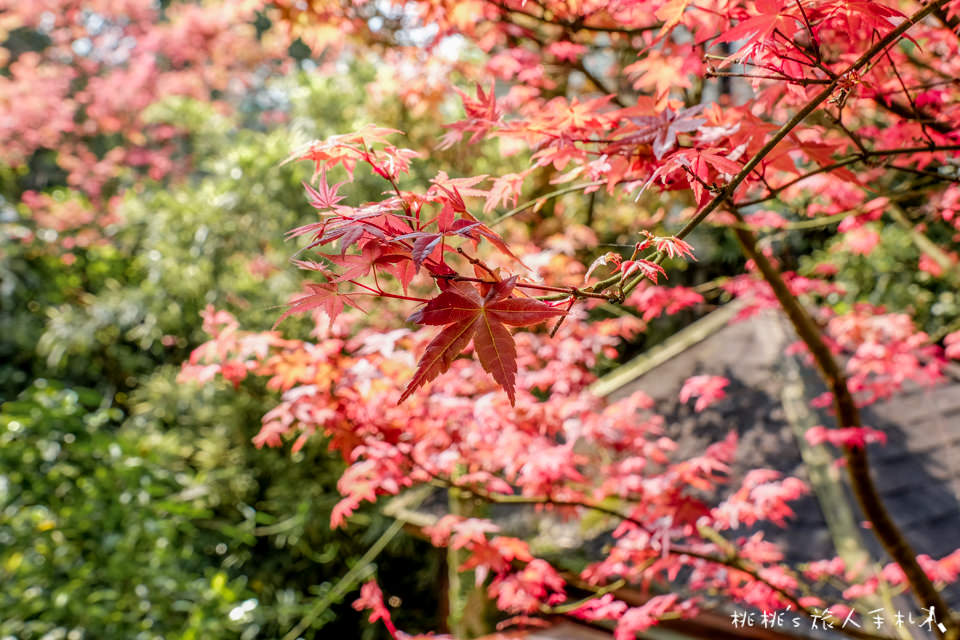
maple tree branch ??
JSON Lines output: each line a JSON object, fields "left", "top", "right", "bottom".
{"left": 491, "top": 0, "right": 661, "bottom": 37}
{"left": 456, "top": 247, "right": 500, "bottom": 280}
{"left": 875, "top": 96, "right": 954, "bottom": 135}
{"left": 585, "top": 0, "right": 950, "bottom": 302}
{"left": 734, "top": 158, "right": 863, "bottom": 207}
{"left": 730, "top": 211, "right": 956, "bottom": 640}
{"left": 736, "top": 143, "right": 960, "bottom": 207}
{"left": 773, "top": 28, "right": 822, "bottom": 67}
{"left": 793, "top": 0, "right": 822, "bottom": 61}
{"left": 539, "top": 578, "right": 628, "bottom": 615}
{"left": 827, "top": 108, "right": 872, "bottom": 158}
{"left": 675, "top": 0, "right": 947, "bottom": 242}
{"left": 870, "top": 77, "right": 960, "bottom": 95}
{"left": 490, "top": 181, "right": 604, "bottom": 226}
{"left": 881, "top": 46, "right": 940, "bottom": 146}
{"left": 433, "top": 273, "right": 613, "bottom": 300}
{"left": 725, "top": 184, "right": 936, "bottom": 236}
{"left": 861, "top": 144, "right": 960, "bottom": 158}
{"left": 886, "top": 163, "right": 960, "bottom": 182}
{"left": 438, "top": 484, "right": 886, "bottom": 640}
{"left": 704, "top": 69, "right": 831, "bottom": 85}
{"left": 563, "top": 21, "right": 662, "bottom": 36}
{"left": 680, "top": 164, "right": 720, "bottom": 194}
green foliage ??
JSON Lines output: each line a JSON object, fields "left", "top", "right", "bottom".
{"left": 802, "top": 223, "right": 960, "bottom": 336}
{"left": 1, "top": 69, "right": 443, "bottom": 638}
{"left": 0, "top": 380, "right": 250, "bottom": 639}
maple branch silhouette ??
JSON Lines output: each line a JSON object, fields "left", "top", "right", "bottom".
{"left": 704, "top": 69, "right": 831, "bottom": 85}
{"left": 732, "top": 211, "right": 956, "bottom": 639}
{"left": 737, "top": 143, "right": 960, "bottom": 206}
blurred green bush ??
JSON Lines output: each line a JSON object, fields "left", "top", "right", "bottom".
{"left": 0, "top": 70, "right": 442, "bottom": 639}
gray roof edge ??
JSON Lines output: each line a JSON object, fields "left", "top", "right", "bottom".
{"left": 589, "top": 300, "right": 746, "bottom": 398}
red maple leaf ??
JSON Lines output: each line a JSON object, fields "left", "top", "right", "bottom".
{"left": 625, "top": 105, "right": 707, "bottom": 160}
{"left": 322, "top": 241, "right": 412, "bottom": 282}
{"left": 621, "top": 259, "right": 667, "bottom": 284}
{"left": 353, "top": 580, "right": 399, "bottom": 639}
{"left": 679, "top": 375, "right": 730, "bottom": 412}
{"left": 273, "top": 282, "right": 362, "bottom": 328}
{"left": 302, "top": 170, "right": 345, "bottom": 210}
{"left": 717, "top": 0, "right": 801, "bottom": 57}
{"left": 400, "top": 277, "right": 565, "bottom": 405}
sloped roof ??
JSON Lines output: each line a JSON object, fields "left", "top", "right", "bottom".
{"left": 602, "top": 307, "right": 960, "bottom": 607}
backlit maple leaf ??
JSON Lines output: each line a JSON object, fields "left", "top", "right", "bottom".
{"left": 302, "top": 171, "right": 345, "bottom": 210}
{"left": 655, "top": 0, "right": 692, "bottom": 37}
{"left": 627, "top": 105, "right": 707, "bottom": 160}
{"left": 273, "top": 282, "right": 362, "bottom": 329}
{"left": 717, "top": 0, "right": 801, "bottom": 57}
{"left": 400, "top": 277, "right": 565, "bottom": 405}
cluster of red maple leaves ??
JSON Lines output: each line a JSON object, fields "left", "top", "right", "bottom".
{"left": 277, "top": 126, "right": 698, "bottom": 404}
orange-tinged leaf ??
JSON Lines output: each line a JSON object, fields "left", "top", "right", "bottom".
{"left": 655, "top": 0, "right": 691, "bottom": 37}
